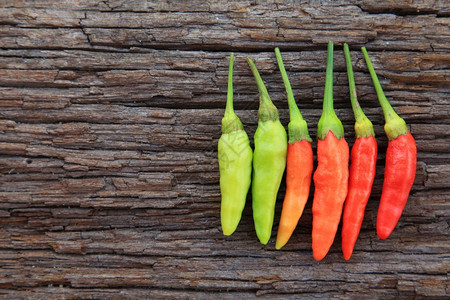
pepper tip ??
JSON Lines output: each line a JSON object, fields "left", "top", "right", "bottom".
{"left": 313, "top": 249, "right": 328, "bottom": 261}
{"left": 222, "top": 227, "right": 235, "bottom": 236}
{"left": 376, "top": 230, "right": 390, "bottom": 240}
{"left": 343, "top": 251, "right": 352, "bottom": 261}
{"left": 257, "top": 233, "right": 270, "bottom": 245}
{"left": 275, "top": 240, "right": 285, "bottom": 250}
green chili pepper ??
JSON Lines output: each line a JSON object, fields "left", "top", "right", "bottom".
{"left": 247, "top": 57, "right": 287, "bottom": 245}
{"left": 218, "top": 53, "right": 253, "bottom": 236}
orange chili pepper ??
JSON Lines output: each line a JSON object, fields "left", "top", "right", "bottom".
{"left": 273, "top": 48, "right": 313, "bottom": 250}
{"left": 312, "top": 42, "right": 349, "bottom": 261}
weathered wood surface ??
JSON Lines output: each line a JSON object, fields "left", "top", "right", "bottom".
{"left": 0, "top": 0, "right": 449, "bottom": 298}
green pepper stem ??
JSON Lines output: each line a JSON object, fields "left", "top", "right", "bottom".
{"left": 221, "top": 53, "right": 243, "bottom": 134}
{"left": 323, "top": 41, "right": 334, "bottom": 115}
{"left": 274, "top": 48, "right": 302, "bottom": 122}
{"left": 344, "top": 44, "right": 374, "bottom": 138}
{"left": 247, "top": 57, "right": 279, "bottom": 122}
{"left": 361, "top": 47, "right": 396, "bottom": 121}
{"left": 317, "top": 41, "right": 344, "bottom": 140}
{"left": 224, "top": 53, "right": 235, "bottom": 117}
{"left": 247, "top": 58, "right": 270, "bottom": 101}
{"left": 274, "top": 47, "right": 311, "bottom": 143}
{"left": 362, "top": 47, "right": 408, "bottom": 140}
{"left": 344, "top": 44, "right": 363, "bottom": 122}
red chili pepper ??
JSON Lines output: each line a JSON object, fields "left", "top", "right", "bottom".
{"left": 312, "top": 42, "right": 349, "bottom": 261}
{"left": 362, "top": 47, "right": 417, "bottom": 240}
{"left": 341, "top": 44, "right": 378, "bottom": 260}
{"left": 273, "top": 48, "right": 313, "bottom": 250}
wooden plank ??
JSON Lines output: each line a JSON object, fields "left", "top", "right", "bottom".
{"left": 0, "top": 2, "right": 448, "bottom": 51}
{"left": 0, "top": 0, "right": 448, "bottom": 298}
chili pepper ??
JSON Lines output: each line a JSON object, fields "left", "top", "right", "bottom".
{"left": 341, "top": 44, "right": 378, "bottom": 260}
{"left": 247, "top": 57, "right": 287, "bottom": 245}
{"left": 362, "top": 47, "right": 417, "bottom": 240}
{"left": 312, "top": 42, "right": 349, "bottom": 261}
{"left": 218, "top": 53, "right": 253, "bottom": 236}
{"left": 273, "top": 48, "right": 313, "bottom": 250}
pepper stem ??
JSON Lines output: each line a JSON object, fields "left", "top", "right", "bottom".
{"left": 323, "top": 42, "right": 334, "bottom": 115}
{"left": 343, "top": 44, "right": 374, "bottom": 138}
{"left": 221, "top": 53, "right": 243, "bottom": 134}
{"left": 274, "top": 48, "right": 302, "bottom": 121}
{"left": 317, "top": 41, "right": 344, "bottom": 140}
{"left": 224, "top": 53, "right": 235, "bottom": 117}
{"left": 361, "top": 47, "right": 408, "bottom": 140}
{"left": 274, "top": 47, "right": 311, "bottom": 143}
{"left": 247, "top": 57, "right": 279, "bottom": 122}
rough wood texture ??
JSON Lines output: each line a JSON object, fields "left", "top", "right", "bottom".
{"left": 0, "top": 0, "right": 449, "bottom": 298}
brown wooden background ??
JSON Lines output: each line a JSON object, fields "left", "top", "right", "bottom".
{"left": 0, "top": 0, "right": 449, "bottom": 299}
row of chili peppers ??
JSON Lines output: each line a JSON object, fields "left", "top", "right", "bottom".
{"left": 218, "top": 42, "right": 417, "bottom": 261}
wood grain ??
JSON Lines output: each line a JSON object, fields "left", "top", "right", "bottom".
{"left": 0, "top": 0, "right": 449, "bottom": 298}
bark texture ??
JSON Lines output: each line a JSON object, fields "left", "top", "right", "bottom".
{"left": 0, "top": 0, "right": 449, "bottom": 298}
